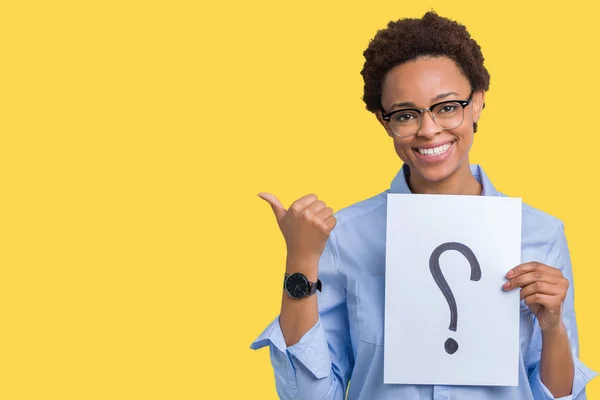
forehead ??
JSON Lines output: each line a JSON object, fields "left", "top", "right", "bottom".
{"left": 381, "top": 56, "right": 470, "bottom": 108}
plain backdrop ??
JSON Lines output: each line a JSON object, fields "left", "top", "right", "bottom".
{"left": 0, "top": 1, "right": 599, "bottom": 399}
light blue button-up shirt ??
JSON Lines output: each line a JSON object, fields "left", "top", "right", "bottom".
{"left": 251, "top": 164, "right": 597, "bottom": 399}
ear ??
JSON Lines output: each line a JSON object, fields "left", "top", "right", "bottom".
{"left": 472, "top": 90, "right": 485, "bottom": 123}
{"left": 376, "top": 111, "right": 394, "bottom": 137}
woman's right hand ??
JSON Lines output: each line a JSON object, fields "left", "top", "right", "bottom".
{"left": 257, "top": 192, "right": 337, "bottom": 267}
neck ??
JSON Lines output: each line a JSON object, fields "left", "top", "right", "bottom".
{"left": 408, "top": 162, "right": 482, "bottom": 196}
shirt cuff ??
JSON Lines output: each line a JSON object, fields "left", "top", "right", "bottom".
{"left": 530, "top": 357, "right": 598, "bottom": 399}
{"left": 250, "top": 315, "right": 332, "bottom": 379}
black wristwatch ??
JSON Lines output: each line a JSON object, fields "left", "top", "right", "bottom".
{"left": 283, "top": 272, "right": 322, "bottom": 299}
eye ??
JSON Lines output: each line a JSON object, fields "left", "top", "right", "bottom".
{"left": 439, "top": 104, "right": 457, "bottom": 113}
{"left": 434, "top": 101, "right": 462, "bottom": 115}
{"left": 393, "top": 110, "right": 419, "bottom": 123}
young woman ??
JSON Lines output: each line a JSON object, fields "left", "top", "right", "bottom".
{"left": 251, "top": 11, "right": 597, "bottom": 399}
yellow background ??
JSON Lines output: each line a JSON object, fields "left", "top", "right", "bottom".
{"left": 1, "top": 1, "right": 598, "bottom": 399}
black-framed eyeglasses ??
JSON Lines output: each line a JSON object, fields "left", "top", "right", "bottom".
{"left": 381, "top": 92, "right": 473, "bottom": 138}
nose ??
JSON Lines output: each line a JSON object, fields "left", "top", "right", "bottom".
{"left": 416, "top": 110, "right": 442, "bottom": 139}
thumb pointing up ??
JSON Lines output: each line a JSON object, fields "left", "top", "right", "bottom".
{"left": 257, "top": 192, "right": 286, "bottom": 224}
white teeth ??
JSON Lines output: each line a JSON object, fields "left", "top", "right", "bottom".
{"left": 418, "top": 143, "right": 451, "bottom": 156}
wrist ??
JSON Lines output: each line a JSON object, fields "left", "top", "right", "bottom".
{"left": 283, "top": 271, "right": 322, "bottom": 299}
{"left": 541, "top": 320, "right": 567, "bottom": 338}
{"left": 286, "top": 256, "right": 319, "bottom": 281}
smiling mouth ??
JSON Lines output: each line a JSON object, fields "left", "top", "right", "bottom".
{"left": 414, "top": 140, "right": 455, "bottom": 156}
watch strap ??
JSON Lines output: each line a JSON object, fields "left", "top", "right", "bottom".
{"left": 309, "top": 278, "right": 323, "bottom": 295}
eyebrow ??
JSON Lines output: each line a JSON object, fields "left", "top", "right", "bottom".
{"left": 389, "top": 92, "right": 460, "bottom": 110}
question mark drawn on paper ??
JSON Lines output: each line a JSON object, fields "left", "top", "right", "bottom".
{"left": 429, "top": 242, "right": 481, "bottom": 355}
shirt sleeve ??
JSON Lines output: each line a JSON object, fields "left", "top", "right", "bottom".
{"left": 250, "top": 229, "right": 354, "bottom": 400}
{"left": 526, "top": 222, "right": 598, "bottom": 399}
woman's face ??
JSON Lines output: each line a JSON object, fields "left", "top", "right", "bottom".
{"left": 377, "top": 56, "right": 484, "bottom": 185}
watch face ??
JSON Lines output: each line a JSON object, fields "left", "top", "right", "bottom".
{"left": 285, "top": 273, "right": 309, "bottom": 298}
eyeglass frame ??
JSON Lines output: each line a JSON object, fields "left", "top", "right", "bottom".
{"left": 380, "top": 91, "right": 474, "bottom": 134}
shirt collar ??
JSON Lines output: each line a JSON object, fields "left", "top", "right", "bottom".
{"left": 389, "top": 163, "right": 499, "bottom": 197}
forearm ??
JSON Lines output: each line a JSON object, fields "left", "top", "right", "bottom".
{"left": 540, "top": 322, "right": 574, "bottom": 398}
{"left": 279, "top": 256, "right": 320, "bottom": 347}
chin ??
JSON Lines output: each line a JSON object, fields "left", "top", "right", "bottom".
{"left": 404, "top": 150, "right": 466, "bottom": 185}
{"left": 414, "top": 163, "right": 459, "bottom": 183}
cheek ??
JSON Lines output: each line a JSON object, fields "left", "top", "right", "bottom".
{"left": 459, "top": 130, "right": 475, "bottom": 150}
{"left": 392, "top": 138, "right": 414, "bottom": 161}
{"left": 448, "top": 125, "right": 474, "bottom": 150}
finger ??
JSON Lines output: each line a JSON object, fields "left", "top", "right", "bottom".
{"left": 305, "top": 200, "right": 326, "bottom": 216}
{"left": 506, "top": 261, "right": 562, "bottom": 279}
{"left": 523, "top": 293, "right": 562, "bottom": 314}
{"left": 257, "top": 192, "right": 286, "bottom": 223}
{"left": 523, "top": 297, "right": 543, "bottom": 316}
{"left": 503, "top": 271, "right": 562, "bottom": 290}
{"left": 518, "top": 281, "right": 563, "bottom": 300}
{"left": 324, "top": 215, "right": 337, "bottom": 231}
{"left": 315, "top": 206, "right": 334, "bottom": 221}
{"left": 289, "top": 193, "right": 319, "bottom": 214}
{"left": 307, "top": 202, "right": 336, "bottom": 233}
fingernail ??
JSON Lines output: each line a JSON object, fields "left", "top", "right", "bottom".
{"left": 502, "top": 281, "right": 510, "bottom": 289}
{"left": 506, "top": 270, "right": 514, "bottom": 278}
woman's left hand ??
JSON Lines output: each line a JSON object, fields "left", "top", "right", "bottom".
{"left": 503, "top": 262, "right": 569, "bottom": 333}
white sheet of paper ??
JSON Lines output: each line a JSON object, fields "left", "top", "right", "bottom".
{"left": 384, "top": 193, "right": 522, "bottom": 386}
